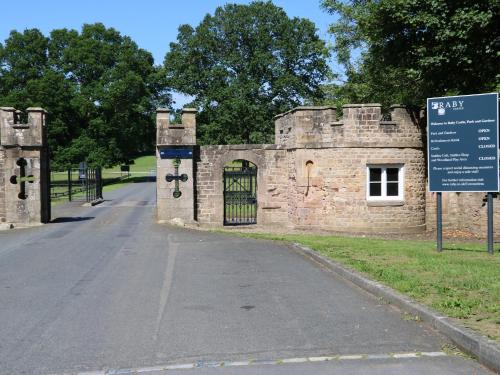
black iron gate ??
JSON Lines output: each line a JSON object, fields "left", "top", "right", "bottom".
{"left": 50, "top": 167, "right": 102, "bottom": 203}
{"left": 223, "top": 165, "right": 257, "bottom": 225}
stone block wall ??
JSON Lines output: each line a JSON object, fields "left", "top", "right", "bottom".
{"left": 157, "top": 104, "right": 498, "bottom": 237}
{"left": 426, "top": 191, "right": 500, "bottom": 238}
{"left": 193, "top": 104, "right": 426, "bottom": 232}
{"left": 156, "top": 108, "right": 197, "bottom": 222}
{"left": 0, "top": 107, "right": 50, "bottom": 226}
{"left": 287, "top": 147, "right": 426, "bottom": 233}
{"left": 276, "top": 104, "right": 426, "bottom": 233}
{"left": 275, "top": 104, "right": 423, "bottom": 149}
{"left": 196, "top": 144, "right": 289, "bottom": 227}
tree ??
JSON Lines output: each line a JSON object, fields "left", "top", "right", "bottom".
{"left": 164, "top": 1, "right": 330, "bottom": 145}
{"left": 321, "top": 0, "right": 500, "bottom": 108}
{"left": 0, "top": 24, "right": 170, "bottom": 168}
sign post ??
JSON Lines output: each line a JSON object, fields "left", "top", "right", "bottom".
{"left": 427, "top": 93, "right": 499, "bottom": 253}
{"left": 437, "top": 192, "right": 443, "bottom": 252}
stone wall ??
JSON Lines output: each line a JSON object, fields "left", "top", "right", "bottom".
{"left": 275, "top": 104, "right": 422, "bottom": 149}
{"left": 157, "top": 103, "right": 498, "bottom": 237}
{"left": 275, "top": 104, "right": 426, "bottom": 233}
{"left": 286, "top": 147, "right": 426, "bottom": 233}
{"left": 0, "top": 107, "right": 50, "bottom": 227}
{"left": 193, "top": 104, "right": 426, "bottom": 232}
{"left": 196, "top": 144, "right": 289, "bottom": 227}
{"left": 426, "top": 191, "right": 500, "bottom": 238}
{"left": 156, "top": 108, "right": 197, "bottom": 222}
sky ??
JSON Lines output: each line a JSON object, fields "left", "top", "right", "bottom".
{"left": 0, "top": 0, "right": 336, "bottom": 108}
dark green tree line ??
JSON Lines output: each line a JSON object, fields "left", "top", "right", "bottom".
{"left": 164, "top": 1, "right": 330, "bottom": 144}
{"left": 321, "top": 0, "right": 499, "bottom": 109}
{"left": 0, "top": 23, "right": 170, "bottom": 168}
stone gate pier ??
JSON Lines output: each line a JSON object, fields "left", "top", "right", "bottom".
{"left": 0, "top": 107, "right": 50, "bottom": 227}
{"left": 156, "top": 108, "right": 197, "bottom": 223}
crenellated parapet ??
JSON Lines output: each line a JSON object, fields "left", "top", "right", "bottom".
{"left": 1, "top": 107, "right": 46, "bottom": 147}
{"left": 156, "top": 108, "right": 197, "bottom": 146}
{"left": 275, "top": 104, "right": 422, "bottom": 149}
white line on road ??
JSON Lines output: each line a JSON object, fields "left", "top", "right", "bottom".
{"left": 50, "top": 351, "right": 448, "bottom": 374}
{"left": 152, "top": 234, "right": 178, "bottom": 343}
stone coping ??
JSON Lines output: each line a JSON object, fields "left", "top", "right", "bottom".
{"left": 156, "top": 107, "right": 197, "bottom": 113}
{"left": 26, "top": 107, "right": 47, "bottom": 112}
{"left": 343, "top": 103, "right": 382, "bottom": 108}
{"left": 287, "top": 142, "right": 422, "bottom": 149}
{"left": 198, "top": 142, "right": 423, "bottom": 151}
{"left": 0, "top": 107, "right": 46, "bottom": 113}
{"left": 200, "top": 144, "right": 282, "bottom": 151}
{"left": 274, "top": 104, "right": 409, "bottom": 119}
{"left": 274, "top": 105, "right": 336, "bottom": 119}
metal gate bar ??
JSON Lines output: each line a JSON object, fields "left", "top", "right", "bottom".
{"left": 223, "top": 165, "right": 257, "bottom": 225}
{"left": 50, "top": 167, "right": 102, "bottom": 203}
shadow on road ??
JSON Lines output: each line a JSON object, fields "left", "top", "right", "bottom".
{"left": 50, "top": 217, "right": 95, "bottom": 223}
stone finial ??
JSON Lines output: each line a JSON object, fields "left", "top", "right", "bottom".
{"left": 0, "top": 107, "right": 15, "bottom": 125}
{"left": 156, "top": 108, "right": 170, "bottom": 125}
{"left": 181, "top": 108, "right": 197, "bottom": 129}
{"left": 389, "top": 104, "right": 412, "bottom": 122}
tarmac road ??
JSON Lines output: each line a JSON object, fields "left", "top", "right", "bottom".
{"left": 0, "top": 182, "right": 494, "bottom": 374}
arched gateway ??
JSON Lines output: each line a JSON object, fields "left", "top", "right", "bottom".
{"left": 223, "top": 160, "right": 257, "bottom": 225}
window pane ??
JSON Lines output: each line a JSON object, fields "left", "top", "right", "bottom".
{"left": 387, "top": 168, "right": 399, "bottom": 182}
{"left": 370, "top": 182, "right": 382, "bottom": 196}
{"left": 387, "top": 182, "right": 399, "bottom": 196}
{"left": 370, "top": 168, "right": 382, "bottom": 182}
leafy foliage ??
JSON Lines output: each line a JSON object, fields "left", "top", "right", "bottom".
{"left": 0, "top": 24, "right": 170, "bottom": 168}
{"left": 165, "top": 1, "right": 330, "bottom": 144}
{"left": 321, "top": 0, "right": 500, "bottom": 108}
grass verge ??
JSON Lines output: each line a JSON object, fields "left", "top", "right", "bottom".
{"left": 101, "top": 155, "right": 156, "bottom": 179}
{"left": 225, "top": 231, "right": 500, "bottom": 341}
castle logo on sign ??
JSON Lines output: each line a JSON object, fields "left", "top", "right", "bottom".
{"left": 431, "top": 100, "right": 464, "bottom": 116}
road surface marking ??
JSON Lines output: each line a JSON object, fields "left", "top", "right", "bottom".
{"left": 51, "top": 351, "right": 448, "bottom": 374}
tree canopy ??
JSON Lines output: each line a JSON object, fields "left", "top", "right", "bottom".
{"left": 164, "top": 1, "right": 330, "bottom": 144}
{"left": 0, "top": 23, "right": 169, "bottom": 168}
{"left": 321, "top": 0, "right": 500, "bottom": 109}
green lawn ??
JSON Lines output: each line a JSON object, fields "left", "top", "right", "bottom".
{"left": 50, "top": 155, "right": 156, "bottom": 205}
{"left": 101, "top": 155, "right": 156, "bottom": 179}
{"left": 224, "top": 231, "right": 500, "bottom": 341}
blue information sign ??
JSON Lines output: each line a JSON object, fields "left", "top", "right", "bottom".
{"left": 159, "top": 147, "right": 193, "bottom": 159}
{"left": 427, "top": 93, "right": 499, "bottom": 192}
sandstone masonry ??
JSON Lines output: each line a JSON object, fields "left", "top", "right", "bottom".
{"left": 0, "top": 107, "right": 50, "bottom": 226}
{"left": 158, "top": 104, "right": 423, "bottom": 233}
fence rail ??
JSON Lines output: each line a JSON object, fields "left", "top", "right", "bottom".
{"left": 50, "top": 167, "right": 102, "bottom": 203}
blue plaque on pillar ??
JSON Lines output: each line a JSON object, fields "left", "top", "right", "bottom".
{"left": 159, "top": 147, "right": 193, "bottom": 159}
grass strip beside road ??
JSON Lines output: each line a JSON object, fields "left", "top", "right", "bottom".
{"left": 226, "top": 231, "right": 500, "bottom": 341}
{"left": 101, "top": 155, "right": 156, "bottom": 178}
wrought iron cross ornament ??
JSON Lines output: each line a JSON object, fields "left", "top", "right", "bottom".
{"left": 9, "top": 158, "right": 35, "bottom": 200}
{"left": 166, "top": 158, "right": 188, "bottom": 198}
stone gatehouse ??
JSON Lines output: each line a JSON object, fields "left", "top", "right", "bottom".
{"left": 157, "top": 104, "right": 430, "bottom": 233}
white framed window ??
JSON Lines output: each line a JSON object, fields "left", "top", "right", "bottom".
{"left": 366, "top": 165, "right": 404, "bottom": 201}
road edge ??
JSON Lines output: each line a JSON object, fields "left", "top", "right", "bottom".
{"left": 290, "top": 243, "right": 500, "bottom": 374}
